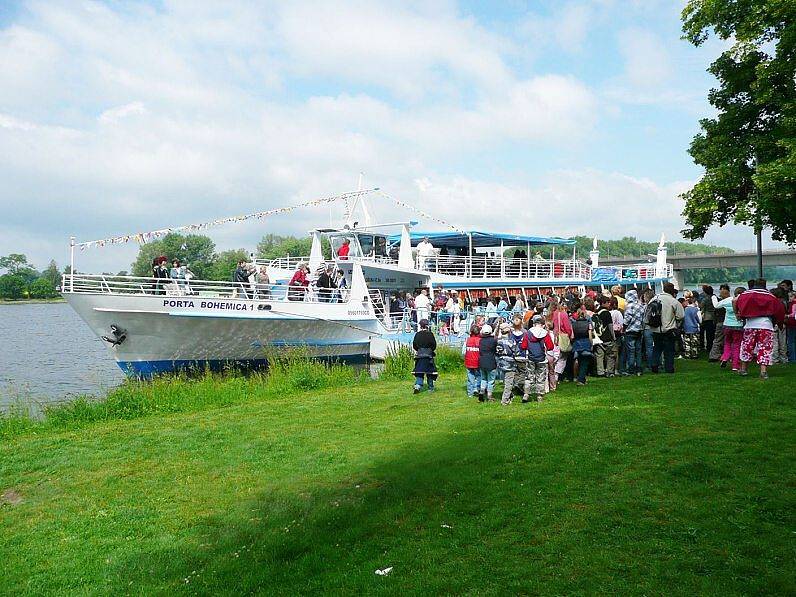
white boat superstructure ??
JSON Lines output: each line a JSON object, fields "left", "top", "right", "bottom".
{"left": 62, "top": 186, "right": 674, "bottom": 376}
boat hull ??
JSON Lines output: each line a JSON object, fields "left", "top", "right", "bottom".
{"left": 64, "top": 292, "right": 380, "bottom": 376}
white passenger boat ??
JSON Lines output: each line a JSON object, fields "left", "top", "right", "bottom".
{"left": 62, "top": 188, "right": 673, "bottom": 376}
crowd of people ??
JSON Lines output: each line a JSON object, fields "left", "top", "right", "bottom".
{"left": 410, "top": 279, "right": 796, "bottom": 397}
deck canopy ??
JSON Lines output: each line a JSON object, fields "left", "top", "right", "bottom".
{"left": 386, "top": 230, "right": 575, "bottom": 249}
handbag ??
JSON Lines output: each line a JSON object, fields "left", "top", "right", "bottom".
{"left": 554, "top": 314, "right": 572, "bottom": 352}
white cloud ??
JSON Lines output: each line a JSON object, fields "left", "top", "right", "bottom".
{"left": 98, "top": 101, "right": 147, "bottom": 124}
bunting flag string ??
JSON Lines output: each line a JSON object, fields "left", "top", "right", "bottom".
{"left": 76, "top": 189, "right": 378, "bottom": 250}
{"left": 376, "top": 190, "right": 465, "bottom": 234}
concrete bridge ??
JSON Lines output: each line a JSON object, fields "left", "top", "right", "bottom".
{"left": 602, "top": 249, "right": 796, "bottom": 289}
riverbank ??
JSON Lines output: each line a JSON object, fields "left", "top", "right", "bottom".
{"left": 0, "top": 297, "right": 65, "bottom": 305}
{"left": 1, "top": 360, "right": 794, "bottom": 594}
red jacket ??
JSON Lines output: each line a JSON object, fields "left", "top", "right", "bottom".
{"left": 464, "top": 334, "right": 481, "bottom": 369}
{"left": 735, "top": 289, "right": 785, "bottom": 325}
{"left": 337, "top": 244, "right": 350, "bottom": 260}
{"left": 289, "top": 269, "right": 308, "bottom": 287}
{"left": 786, "top": 299, "right": 796, "bottom": 328}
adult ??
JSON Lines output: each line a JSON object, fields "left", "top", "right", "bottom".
{"left": 771, "top": 287, "right": 790, "bottom": 365}
{"left": 718, "top": 286, "right": 744, "bottom": 370}
{"left": 152, "top": 256, "right": 169, "bottom": 295}
{"left": 414, "top": 288, "right": 431, "bottom": 323}
{"left": 485, "top": 296, "right": 498, "bottom": 326}
{"left": 169, "top": 258, "right": 186, "bottom": 292}
{"left": 708, "top": 284, "right": 729, "bottom": 362}
{"left": 593, "top": 296, "right": 616, "bottom": 377}
{"left": 550, "top": 299, "right": 573, "bottom": 382}
{"left": 641, "top": 288, "right": 656, "bottom": 371}
{"left": 412, "top": 319, "right": 437, "bottom": 393}
{"left": 316, "top": 264, "right": 336, "bottom": 303}
{"left": 699, "top": 285, "right": 716, "bottom": 354}
{"left": 336, "top": 238, "right": 351, "bottom": 260}
{"left": 287, "top": 262, "right": 309, "bottom": 301}
{"left": 570, "top": 304, "right": 594, "bottom": 386}
{"left": 477, "top": 324, "right": 498, "bottom": 401}
{"left": 416, "top": 236, "right": 435, "bottom": 270}
{"left": 735, "top": 279, "right": 786, "bottom": 379}
{"left": 622, "top": 289, "right": 644, "bottom": 376}
{"left": 254, "top": 265, "right": 271, "bottom": 300}
{"left": 610, "top": 296, "right": 624, "bottom": 375}
{"left": 786, "top": 290, "right": 796, "bottom": 363}
{"left": 234, "top": 259, "right": 253, "bottom": 299}
{"left": 649, "top": 282, "right": 685, "bottom": 374}
{"left": 611, "top": 285, "right": 626, "bottom": 312}
{"left": 447, "top": 291, "right": 462, "bottom": 335}
{"left": 462, "top": 324, "right": 482, "bottom": 399}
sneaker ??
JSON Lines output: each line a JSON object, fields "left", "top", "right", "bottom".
{"left": 731, "top": 368, "right": 739, "bottom": 372}
{"left": 738, "top": 370, "right": 748, "bottom": 377}
{"left": 720, "top": 360, "right": 727, "bottom": 369}
{"left": 521, "top": 397, "right": 530, "bottom": 403}
{"left": 428, "top": 387, "right": 435, "bottom": 392}
{"left": 760, "top": 372, "right": 769, "bottom": 380}
{"left": 636, "top": 372, "right": 642, "bottom": 377}
{"left": 413, "top": 385, "right": 421, "bottom": 394}
{"left": 575, "top": 381, "right": 585, "bottom": 386}
{"left": 536, "top": 395, "right": 543, "bottom": 403}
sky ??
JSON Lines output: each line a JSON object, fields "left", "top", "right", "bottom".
{"left": 0, "top": 0, "right": 786, "bottom": 273}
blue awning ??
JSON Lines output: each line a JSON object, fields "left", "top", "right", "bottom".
{"left": 386, "top": 230, "right": 575, "bottom": 248}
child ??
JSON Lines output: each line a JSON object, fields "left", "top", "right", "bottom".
{"left": 683, "top": 298, "right": 701, "bottom": 359}
{"left": 462, "top": 323, "right": 482, "bottom": 399}
{"left": 412, "top": 319, "right": 438, "bottom": 393}
{"left": 527, "top": 315, "right": 555, "bottom": 402}
{"left": 477, "top": 324, "right": 498, "bottom": 402}
{"left": 438, "top": 319, "right": 450, "bottom": 343}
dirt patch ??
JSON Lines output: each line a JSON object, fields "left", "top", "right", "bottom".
{"left": 1, "top": 489, "right": 23, "bottom": 506}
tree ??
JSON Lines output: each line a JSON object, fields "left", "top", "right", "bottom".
{"left": 0, "top": 274, "right": 27, "bottom": 300}
{"left": 0, "top": 253, "right": 33, "bottom": 275}
{"left": 208, "top": 249, "right": 250, "bottom": 282}
{"left": 41, "top": 260, "right": 62, "bottom": 289}
{"left": 28, "top": 277, "right": 57, "bottom": 299}
{"left": 131, "top": 233, "right": 216, "bottom": 279}
{"left": 256, "top": 234, "right": 313, "bottom": 260}
{"left": 680, "top": 0, "right": 796, "bottom": 244}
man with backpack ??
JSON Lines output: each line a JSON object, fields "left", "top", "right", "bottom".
{"left": 647, "top": 282, "right": 684, "bottom": 374}
{"left": 592, "top": 296, "right": 616, "bottom": 377}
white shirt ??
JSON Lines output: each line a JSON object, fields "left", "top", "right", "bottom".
{"left": 744, "top": 316, "right": 774, "bottom": 331}
{"left": 417, "top": 240, "right": 434, "bottom": 257}
{"left": 414, "top": 294, "right": 430, "bottom": 310}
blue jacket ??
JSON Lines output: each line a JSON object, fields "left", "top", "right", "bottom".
{"left": 683, "top": 305, "right": 700, "bottom": 334}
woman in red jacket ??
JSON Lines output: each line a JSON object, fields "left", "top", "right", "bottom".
{"left": 288, "top": 263, "right": 309, "bottom": 301}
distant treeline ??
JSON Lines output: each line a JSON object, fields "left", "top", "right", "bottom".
{"left": 0, "top": 254, "right": 63, "bottom": 300}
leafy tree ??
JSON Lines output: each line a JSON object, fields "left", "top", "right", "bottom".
{"left": 41, "top": 260, "right": 62, "bottom": 289}
{"left": 0, "top": 253, "right": 30, "bottom": 275}
{"left": 256, "top": 234, "right": 313, "bottom": 260}
{"left": 131, "top": 233, "right": 216, "bottom": 279}
{"left": 208, "top": 249, "right": 250, "bottom": 282}
{"left": 680, "top": 0, "right": 796, "bottom": 244}
{"left": 0, "top": 274, "right": 27, "bottom": 300}
{"left": 28, "top": 277, "right": 57, "bottom": 299}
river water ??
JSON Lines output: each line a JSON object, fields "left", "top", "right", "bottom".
{"left": 0, "top": 303, "right": 124, "bottom": 412}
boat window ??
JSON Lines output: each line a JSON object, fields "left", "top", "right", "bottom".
{"left": 358, "top": 234, "right": 374, "bottom": 257}
{"left": 330, "top": 234, "right": 360, "bottom": 257}
{"left": 374, "top": 236, "right": 387, "bottom": 257}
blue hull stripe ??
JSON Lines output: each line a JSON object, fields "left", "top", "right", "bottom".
{"left": 118, "top": 354, "right": 370, "bottom": 377}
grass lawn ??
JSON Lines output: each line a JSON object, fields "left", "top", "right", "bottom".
{"left": 1, "top": 360, "right": 794, "bottom": 595}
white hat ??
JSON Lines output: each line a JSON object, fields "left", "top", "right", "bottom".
{"left": 480, "top": 324, "right": 493, "bottom": 335}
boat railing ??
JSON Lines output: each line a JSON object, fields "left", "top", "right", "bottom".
{"left": 62, "top": 273, "right": 352, "bottom": 303}
{"left": 263, "top": 255, "right": 395, "bottom": 270}
{"left": 417, "top": 255, "right": 592, "bottom": 280}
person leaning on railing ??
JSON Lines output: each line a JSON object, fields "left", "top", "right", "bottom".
{"left": 288, "top": 262, "right": 310, "bottom": 301}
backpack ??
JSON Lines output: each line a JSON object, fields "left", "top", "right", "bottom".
{"left": 572, "top": 317, "right": 590, "bottom": 339}
{"left": 592, "top": 311, "right": 606, "bottom": 339}
{"left": 646, "top": 298, "right": 663, "bottom": 328}
{"left": 527, "top": 334, "right": 547, "bottom": 363}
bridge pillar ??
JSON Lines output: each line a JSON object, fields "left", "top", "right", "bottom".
{"left": 672, "top": 269, "right": 685, "bottom": 291}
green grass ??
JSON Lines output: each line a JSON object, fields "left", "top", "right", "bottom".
{"left": 1, "top": 361, "right": 794, "bottom": 595}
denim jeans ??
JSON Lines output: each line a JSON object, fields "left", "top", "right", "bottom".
{"left": 479, "top": 368, "right": 497, "bottom": 394}
{"left": 652, "top": 331, "right": 676, "bottom": 373}
{"left": 643, "top": 328, "right": 656, "bottom": 370}
{"left": 624, "top": 331, "right": 643, "bottom": 373}
{"left": 466, "top": 368, "right": 481, "bottom": 396}
{"left": 574, "top": 350, "right": 592, "bottom": 383}
{"left": 787, "top": 327, "right": 796, "bottom": 363}
{"left": 414, "top": 374, "right": 434, "bottom": 390}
